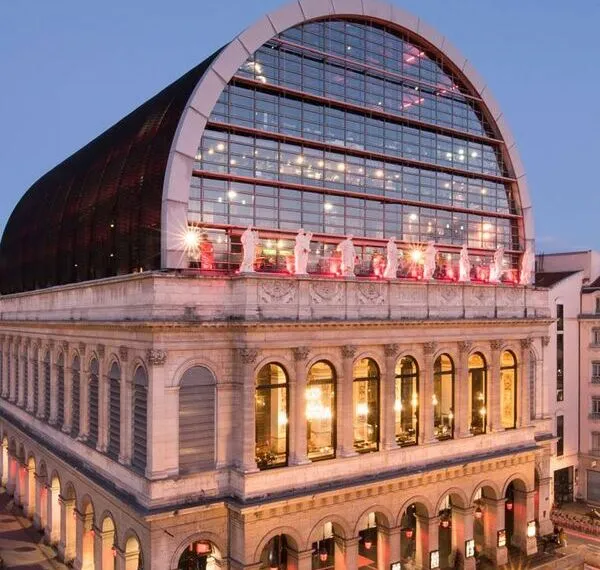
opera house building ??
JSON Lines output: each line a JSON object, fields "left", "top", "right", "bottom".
{"left": 0, "top": 1, "right": 555, "bottom": 569}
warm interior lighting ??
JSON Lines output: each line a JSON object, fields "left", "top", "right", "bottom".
{"left": 410, "top": 248, "right": 422, "bottom": 263}
{"left": 394, "top": 399, "right": 402, "bottom": 412}
{"left": 405, "top": 527, "right": 414, "bottom": 539}
{"left": 278, "top": 411, "right": 288, "bottom": 426}
{"left": 216, "top": 143, "right": 225, "bottom": 152}
{"left": 319, "top": 545, "right": 328, "bottom": 562}
{"left": 505, "top": 500, "right": 513, "bottom": 511}
{"left": 474, "top": 506, "right": 483, "bottom": 519}
{"left": 431, "top": 394, "right": 438, "bottom": 406}
{"left": 356, "top": 402, "right": 369, "bottom": 417}
{"left": 196, "top": 541, "right": 212, "bottom": 555}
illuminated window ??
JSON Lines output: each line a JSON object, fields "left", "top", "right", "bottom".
{"left": 306, "top": 361, "right": 336, "bottom": 461}
{"left": 500, "top": 351, "right": 517, "bottom": 429}
{"left": 256, "top": 363, "right": 288, "bottom": 469}
{"left": 71, "top": 355, "right": 80, "bottom": 437}
{"left": 468, "top": 353, "right": 487, "bottom": 435}
{"left": 353, "top": 358, "right": 379, "bottom": 453}
{"left": 433, "top": 354, "right": 454, "bottom": 440}
{"left": 395, "top": 356, "right": 419, "bottom": 445}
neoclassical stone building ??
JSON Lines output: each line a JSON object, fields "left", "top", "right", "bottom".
{"left": 0, "top": 1, "right": 555, "bottom": 569}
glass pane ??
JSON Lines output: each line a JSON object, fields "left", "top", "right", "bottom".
{"left": 307, "top": 362, "right": 335, "bottom": 460}
{"left": 395, "top": 356, "right": 418, "bottom": 445}
{"left": 353, "top": 358, "right": 379, "bottom": 452}
{"left": 433, "top": 355, "right": 454, "bottom": 440}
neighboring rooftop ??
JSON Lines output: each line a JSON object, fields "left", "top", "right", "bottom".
{"left": 535, "top": 271, "right": 580, "bottom": 288}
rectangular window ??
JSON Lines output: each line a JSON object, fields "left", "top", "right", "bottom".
{"left": 596, "top": 297, "right": 600, "bottom": 314}
{"left": 593, "top": 398, "right": 600, "bottom": 415}
{"left": 593, "top": 362, "right": 600, "bottom": 383}
{"left": 556, "top": 303, "right": 564, "bottom": 331}
{"left": 592, "top": 432, "right": 600, "bottom": 454}
{"left": 556, "top": 334, "right": 564, "bottom": 401}
{"left": 594, "top": 329, "right": 600, "bottom": 346}
{"left": 556, "top": 415, "right": 564, "bottom": 457}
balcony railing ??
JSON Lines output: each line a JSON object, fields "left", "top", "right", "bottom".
{"left": 592, "top": 376, "right": 600, "bottom": 384}
{"left": 590, "top": 449, "right": 600, "bottom": 457}
{"left": 589, "top": 413, "right": 600, "bottom": 421}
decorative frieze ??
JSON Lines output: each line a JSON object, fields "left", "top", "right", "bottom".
{"left": 119, "top": 346, "right": 129, "bottom": 362}
{"left": 423, "top": 341, "right": 437, "bottom": 355}
{"left": 237, "top": 348, "right": 259, "bottom": 365}
{"left": 383, "top": 344, "right": 399, "bottom": 358}
{"left": 341, "top": 345, "right": 357, "bottom": 359}
{"left": 490, "top": 340, "right": 503, "bottom": 351}
{"left": 520, "top": 338, "right": 533, "bottom": 350}
{"left": 146, "top": 349, "right": 167, "bottom": 366}
{"left": 293, "top": 347, "right": 310, "bottom": 362}
{"left": 458, "top": 341, "right": 472, "bottom": 354}
{"left": 541, "top": 336, "right": 550, "bottom": 347}
{"left": 96, "top": 344, "right": 105, "bottom": 358}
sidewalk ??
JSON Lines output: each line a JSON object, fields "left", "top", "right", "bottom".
{"left": 0, "top": 487, "right": 67, "bottom": 569}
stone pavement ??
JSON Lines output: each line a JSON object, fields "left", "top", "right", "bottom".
{"left": 0, "top": 487, "right": 67, "bottom": 569}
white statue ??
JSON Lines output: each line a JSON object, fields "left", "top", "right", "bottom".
{"left": 239, "top": 225, "right": 259, "bottom": 273}
{"left": 459, "top": 244, "right": 471, "bottom": 283}
{"left": 294, "top": 228, "right": 313, "bottom": 275}
{"left": 489, "top": 245, "right": 505, "bottom": 283}
{"left": 383, "top": 237, "right": 398, "bottom": 279}
{"left": 423, "top": 241, "right": 436, "bottom": 280}
{"left": 337, "top": 235, "right": 356, "bottom": 277}
{"left": 520, "top": 245, "right": 535, "bottom": 286}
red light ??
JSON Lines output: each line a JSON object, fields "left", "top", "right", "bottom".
{"left": 441, "top": 519, "right": 450, "bottom": 528}
{"left": 319, "top": 545, "right": 328, "bottom": 562}
{"left": 364, "top": 538, "right": 373, "bottom": 550}
{"left": 474, "top": 506, "right": 483, "bottom": 520}
{"left": 506, "top": 500, "right": 513, "bottom": 511}
{"left": 405, "top": 528, "right": 414, "bottom": 539}
{"left": 196, "top": 541, "right": 211, "bottom": 555}
{"left": 112, "top": 546, "right": 117, "bottom": 557}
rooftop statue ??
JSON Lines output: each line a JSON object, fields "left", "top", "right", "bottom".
{"left": 383, "top": 237, "right": 398, "bottom": 279}
{"left": 459, "top": 244, "right": 471, "bottom": 283}
{"left": 294, "top": 229, "right": 313, "bottom": 276}
{"left": 423, "top": 241, "right": 436, "bottom": 280}
{"left": 239, "top": 225, "right": 259, "bottom": 273}
{"left": 520, "top": 245, "right": 535, "bottom": 286}
{"left": 337, "top": 235, "right": 356, "bottom": 277}
{"left": 489, "top": 245, "right": 504, "bottom": 283}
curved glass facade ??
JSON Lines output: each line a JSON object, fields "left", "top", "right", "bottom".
{"left": 190, "top": 19, "right": 522, "bottom": 275}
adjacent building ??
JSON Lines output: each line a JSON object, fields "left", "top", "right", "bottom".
{"left": 0, "top": 2, "right": 556, "bottom": 569}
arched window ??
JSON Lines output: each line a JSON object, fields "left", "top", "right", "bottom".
{"left": 468, "top": 353, "right": 487, "bottom": 435}
{"left": 88, "top": 358, "right": 99, "bottom": 448}
{"left": 14, "top": 348, "right": 19, "bottom": 404}
{"left": 395, "top": 356, "right": 419, "bottom": 446}
{"left": 43, "top": 351, "right": 51, "bottom": 421}
{"left": 255, "top": 363, "right": 288, "bottom": 469}
{"left": 306, "top": 361, "right": 336, "bottom": 461}
{"left": 107, "top": 362, "right": 121, "bottom": 460}
{"left": 352, "top": 358, "right": 379, "bottom": 453}
{"left": 501, "top": 351, "right": 517, "bottom": 429}
{"left": 32, "top": 347, "right": 39, "bottom": 416}
{"left": 529, "top": 350, "right": 536, "bottom": 421}
{"left": 179, "top": 366, "right": 216, "bottom": 474}
{"left": 57, "top": 352, "right": 65, "bottom": 428}
{"left": 433, "top": 354, "right": 454, "bottom": 440}
{"left": 71, "top": 356, "right": 80, "bottom": 437}
{"left": 132, "top": 366, "right": 148, "bottom": 474}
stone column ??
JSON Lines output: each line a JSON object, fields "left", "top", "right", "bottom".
{"left": 96, "top": 344, "right": 108, "bottom": 453}
{"left": 26, "top": 342, "right": 35, "bottom": 412}
{"left": 456, "top": 342, "right": 472, "bottom": 438}
{"left": 23, "top": 463, "right": 35, "bottom": 518}
{"left": 36, "top": 344, "right": 45, "bottom": 419}
{"left": 382, "top": 345, "right": 399, "bottom": 450}
{"left": 49, "top": 342, "right": 58, "bottom": 425}
{"left": 15, "top": 462, "right": 26, "bottom": 507}
{"left": 9, "top": 339, "right": 17, "bottom": 403}
{"left": 342, "top": 537, "right": 359, "bottom": 570}
{"left": 519, "top": 339, "right": 533, "bottom": 428}
{"left": 33, "top": 473, "right": 46, "bottom": 530}
{"left": 58, "top": 496, "right": 76, "bottom": 563}
{"left": 0, "top": 440, "right": 7, "bottom": 486}
{"left": 17, "top": 340, "right": 26, "bottom": 407}
{"left": 63, "top": 342, "right": 72, "bottom": 433}
{"left": 119, "top": 346, "right": 132, "bottom": 465}
{"left": 291, "top": 347, "right": 310, "bottom": 465}
{"left": 74, "top": 508, "right": 94, "bottom": 570}
{"left": 419, "top": 343, "right": 437, "bottom": 445}
{"left": 6, "top": 454, "right": 16, "bottom": 495}
{"left": 46, "top": 485, "right": 60, "bottom": 545}
{"left": 481, "top": 497, "right": 508, "bottom": 566}
{"left": 415, "top": 515, "right": 439, "bottom": 570}
{"left": 512, "top": 489, "right": 537, "bottom": 556}
{"left": 488, "top": 340, "right": 503, "bottom": 432}
{"left": 78, "top": 344, "right": 89, "bottom": 441}
{"left": 338, "top": 345, "right": 358, "bottom": 457}
{"left": 236, "top": 348, "right": 260, "bottom": 473}
{"left": 0, "top": 335, "right": 7, "bottom": 398}
{"left": 115, "top": 547, "right": 140, "bottom": 570}
{"left": 537, "top": 476, "right": 553, "bottom": 535}
{"left": 539, "top": 336, "right": 550, "bottom": 419}
{"left": 451, "top": 506, "right": 476, "bottom": 570}
{"left": 378, "top": 526, "right": 402, "bottom": 570}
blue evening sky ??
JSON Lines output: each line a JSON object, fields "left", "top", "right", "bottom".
{"left": 1, "top": 0, "right": 598, "bottom": 252}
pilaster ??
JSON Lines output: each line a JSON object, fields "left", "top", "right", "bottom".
{"left": 338, "top": 345, "right": 358, "bottom": 457}
{"left": 291, "top": 347, "right": 310, "bottom": 465}
{"left": 456, "top": 341, "right": 472, "bottom": 438}
{"left": 519, "top": 338, "right": 533, "bottom": 427}
{"left": 419, "top": 342, "right": 437, "bottom": 444}
{"left": 489, "top": 340, "right": 503, "bottom": 432}
{"left": 383, "top": 344, "right": 399, "bottom": 450}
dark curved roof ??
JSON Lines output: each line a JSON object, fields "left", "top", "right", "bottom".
{"left": 0, "top": 49, "right": 221, "bottom": 294}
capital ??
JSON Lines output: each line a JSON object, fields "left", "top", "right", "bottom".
{"left": 237, "top": 348, "right": 259, "bottom": 365}
{"left": 341, "top": 345, "right": 357, "bottom": 359}
{"left": 78, "top": 342, "right": 86, "bottom": 354}
{"left": 119, "top": 346, "right": 129, "bottom": 362}
{"left": 490, "top": 339, "right": 503, "bottom": 351}
{"left": 458, "top": 341, "right": 472, "bottom": 354}
{"left": 96, "top": 344, "right": 105, "bottom": 358}
{"left": 61, "top": 340, "right": 69, "bottom": 352}
{"left": 146, "top": 349, "right": 167, "bottom": 366}
{"left": 541, "top": 336, "right": 550, "bottom": 347}
{"left": 293, "top": 347, "right": 310, "bottom": 362}
{"left": 384, "top": 344, "right": 399, "bottom": 358}
{"left": 423, "top": 341, "right": 437, "bottom": 355}
{"left": 520, "top": 337, "right": 533, "bottom": 349}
